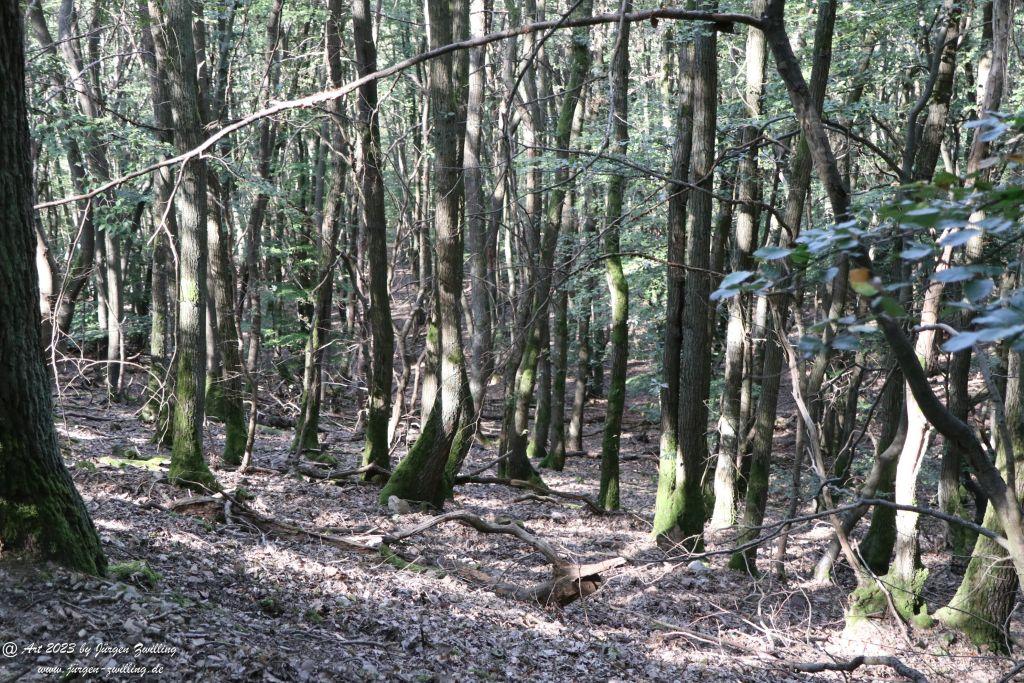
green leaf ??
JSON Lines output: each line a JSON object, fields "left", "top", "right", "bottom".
{"left": 754, "top": 246, "right": 793, "bottom": 260}
{"left": 900, "top": 243, "right": 933, "bottom": 260}
{"left": 963, "top": 278, "right": 994, "bottom": 303}
{"left": 932, "top": 266, "right": 977, "bottom": 283}
{"left": 877, "top": 296, "right": 907, "bottom": 318}
{"left": 719, "top": 270, "right": 754, "bottom": 289}
{"left": 938, "top": 229, "right": 981, "bottom": 248}
{"left": 851, "top": 280, "right": 878, "bottom": 297}
{"left": 942, "top": 331, "right": 978, "bottom": 353}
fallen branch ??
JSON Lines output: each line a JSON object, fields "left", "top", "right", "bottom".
{"left": 460, "top": 452, "right": 511, "bottom": 478}
{"left": 156, "top": 482, "right": 624, "bottom": 607}
{"left": 296, "top": 461, "right": 392, "bottom": 481}
{"left": 998, "top": 660, "right": 1024, "bottom": 683}
{"left": 386, "top": 510, "right": 626, "bottom": 606}
{"left": 779, "top": 655, "right": 928, "bottom": 682}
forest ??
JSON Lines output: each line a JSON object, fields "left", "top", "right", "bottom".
{"left": 4, "top": 0, "right": 1024, "bottom": 679}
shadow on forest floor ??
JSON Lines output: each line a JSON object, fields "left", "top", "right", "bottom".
{"left": 0, "top": 368, "right": 1018, "bottom": 682}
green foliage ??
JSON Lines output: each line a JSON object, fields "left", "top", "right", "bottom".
{"left": 108, "top": 561, "right": 161, "bottom": 587}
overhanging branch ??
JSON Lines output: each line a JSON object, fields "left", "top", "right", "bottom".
{"left": 35, "top": 7, "right": 760, "bottom": 210}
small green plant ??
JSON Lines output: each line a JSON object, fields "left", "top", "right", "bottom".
{"left": 108, "top": 561, "right": 161, "bottom": 587}
{"left": 259, "top": 596, "right": 284, "bottom": 616}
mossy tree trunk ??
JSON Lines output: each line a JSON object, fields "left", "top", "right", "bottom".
{"left": 598, "top": 0, "right": 632, "bottom": 513}
{"left": 380, "top": 0, "right": 471, "bottom": 508}
{"left": 507, "top": 0, "right": 592, "bottom": 485}
{"left": 935, "top": 349, "right": 1023, "bottom": 652}
{"left": 138, "top": 1, "right": 176, "bottom": 445}
{"left": 567, "top": 181, "right": 597, "bottom": 455}
{"left": 0, "top": 2, "right": 106, "bottom": 574}
{"left": 654, "top": 11, "right": 696, "bottom": 544}
{"left": 654, "top": 0, "right": 716, "bottom": 543}
{"left": 353, "top": 0, "right": 395, "bottom": 480}
{"left": 207, "top": 174, "right": 247, "bottom": 466}
{"left": 150, "top": 0, "right": 217, "bottom": 491}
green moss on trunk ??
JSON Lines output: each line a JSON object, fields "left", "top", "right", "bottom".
{"left": 848, "top": 569, "right": 931, "bottom": 628}
{"left": 652, "top": 451, "right": 706, "bottom": 552}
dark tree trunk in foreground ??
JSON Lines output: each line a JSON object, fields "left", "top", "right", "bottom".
{"left": 0, "top": 1, "right": 105, "bottom": 574}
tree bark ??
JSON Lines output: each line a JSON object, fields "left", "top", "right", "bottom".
{"left": 381, "top": 0, "right": 472, "bottom": 508}
{"left": 353, "top": 0, "right": 396, "bottom": 479}
{"left": 598, "top": 1, "right": 632, "bottom": 512}
{"left": 0, "top": 1, "right": 106, "bottom": 574}
{"left": 150, "top": 0, "right": 217, "bottom": 490}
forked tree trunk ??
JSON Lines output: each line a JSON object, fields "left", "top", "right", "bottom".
{"left": 654, "top": 0, "right": 716, "bottom": 544}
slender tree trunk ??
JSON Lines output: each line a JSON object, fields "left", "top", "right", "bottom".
{"left": 599, "top": 1, "right": 632, "bottom": 512}
{"left": 711, "top": 0, "right": 766, "bottom": 531}
{"left": 381, "top": 0, "right": 471, "bottom": 508}
{"left": 138, "top": 0, "right": 176, "bottom": 444}
{"left": 53, "top": 0, "right": 122, "bottom": 395}
{"left": 464, "top": 0, "right": 492, "bottom": 414}
{"left": 25, "top": 0, "right": 96, "bottom": 343}
{"left": 654, "top": 14, "right": 696, "bottom": 544}
{"left": 353, "top": 0, "right": 395, "bottom": 479}
{"left": 654, "top": 0, "right": 716, "bottom": 542}
{"left": 567, "top": 185, "right": 596, "bottom": 454}
{"left": 207, "top": 174, "right": 246, "bottom": 466}
{"left": 150, "top": 0, "right": 217, "bottom": 490}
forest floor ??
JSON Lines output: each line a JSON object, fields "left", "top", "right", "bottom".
{"left": 1, "top": 367, "right": 1022, "bottom": 682}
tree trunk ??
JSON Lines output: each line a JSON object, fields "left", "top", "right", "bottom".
{"left": 150, "top": 0, "right": 217, "bottom": 490}
{"left": 654, "top": 0, "right": 717, "bottom": 542}
{"left": 598, "top": 0, "right": 632, "bottom": 512}
{"left": 138, "top": 0, "right": 176, "bottom": 444}
{"left": 935, "top": 345, "right": 1023, "bottom": 652}
{"left": 711, "top": 0, "right": 766, "bottom": 531}
{"left": 353, "top": 0, "right": 395, "bottom": 479}
{"left": 654, "top": 14, "right": 696, "bottom": 544}
{"left": 380, "top": 0, "right": 471, "bottom": 508}
{"left": 0, "top": 2, "right": 106, "bottom": 574}
{"left": 464, "top": 0, "right": 492, "bottom": 414}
